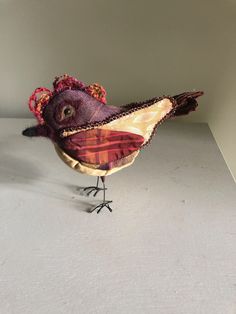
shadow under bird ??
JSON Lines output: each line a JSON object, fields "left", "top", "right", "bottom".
{"left": 22, "top": 74, "right": 203, "bottom": 213}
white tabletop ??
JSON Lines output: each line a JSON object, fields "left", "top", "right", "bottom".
{"left": 0, "top": 118, "right": 235, "bottom": 314}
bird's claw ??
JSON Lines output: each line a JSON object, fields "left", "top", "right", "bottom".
{"left": 81, "top": 186, "right": 107, "bottom": 197}
{"left": 90, "top": 201, "right": 113, "bottom": 214}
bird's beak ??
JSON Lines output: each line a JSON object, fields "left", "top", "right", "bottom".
{"left": 22, "top": 124, "right": 50, "bottom": 138}
{"left": 22, "top": 126, "right": 39, "bottom": 137}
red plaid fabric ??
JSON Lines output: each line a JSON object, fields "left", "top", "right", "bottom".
{"left": 59, "top": 129, "right": 144, "bottom": 165}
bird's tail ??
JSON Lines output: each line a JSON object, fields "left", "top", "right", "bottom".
{"left": 172, "top": 91, "right": 204, "bottom": 117}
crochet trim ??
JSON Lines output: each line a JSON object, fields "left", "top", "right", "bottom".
{"left": 28, "top": 74, "right": 107, "bottom": 124}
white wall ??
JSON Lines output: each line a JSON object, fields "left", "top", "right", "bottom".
{"left": 0, "top": 0, "right": 235, "bottom": 179}
{"left": 207, "top": 56, "right": 236, "bottom": 181}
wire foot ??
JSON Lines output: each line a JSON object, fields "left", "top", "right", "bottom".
{"left": 90, "top": 201, "right": 113, "bottom": 214}
{"left": 83, "top": 186, "right": 107, "bottom": 197}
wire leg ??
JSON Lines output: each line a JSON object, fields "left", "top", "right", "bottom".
{"left": 96, "top": 176, "right": 99, "bottom": 188}
{"left": 90, "top": 176, "right": 112, "bottom": 214}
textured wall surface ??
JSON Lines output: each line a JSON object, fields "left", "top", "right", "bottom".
{"left": 0, "top": 119, "right": 235, "bottom": 314}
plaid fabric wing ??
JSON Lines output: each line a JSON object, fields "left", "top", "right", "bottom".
{"left": 59, "top": 129, "right": 144, "bottom": 165}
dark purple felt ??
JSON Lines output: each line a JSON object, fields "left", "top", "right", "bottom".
{"left": 43, "top": 90, "right": 123, "bottom": 132}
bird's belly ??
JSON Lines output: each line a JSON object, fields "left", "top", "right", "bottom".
{"left": 54, "top": 144, "right": 139, "bottom": 176}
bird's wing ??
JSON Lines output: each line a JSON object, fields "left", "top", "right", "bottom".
{"left": 59, "top": 129, "right": 144, "bottom": 165}
{"left": 99, "top": 98, "right": 174, "bottom": 145}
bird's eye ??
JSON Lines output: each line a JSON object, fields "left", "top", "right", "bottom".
{"left": 64, "top": 107, "right": 71, "bottom": 116}
{"left": 60, "top": 105, "right": 75, "bottom": 120}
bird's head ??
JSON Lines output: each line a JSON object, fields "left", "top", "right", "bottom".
{"left": 22, "top": 74, "right": 107, "bottom": 140}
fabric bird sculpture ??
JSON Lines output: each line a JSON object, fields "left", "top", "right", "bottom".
{"left": 22, "top": 74, "right": 203, "bottom": 213}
